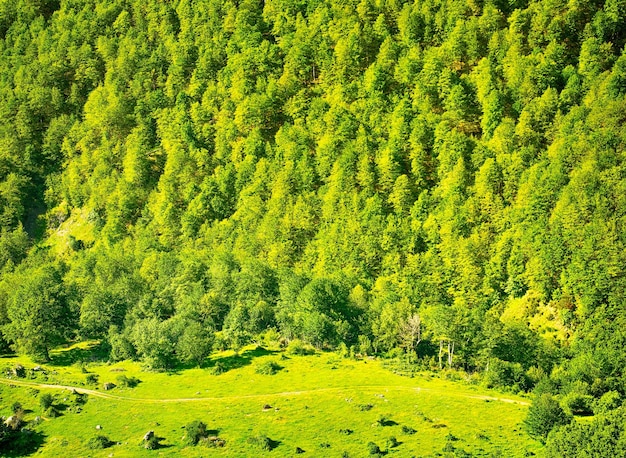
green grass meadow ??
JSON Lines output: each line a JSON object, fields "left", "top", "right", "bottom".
{"left": 1, "top": 343, "right": 543, "bottom": 457}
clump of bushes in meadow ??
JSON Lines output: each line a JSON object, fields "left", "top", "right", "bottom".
{"left": 183, "top": 420, "right": 208, "bottom": 446}
{"left": 87, "top": 435, "right": 113, "bottom": 449}
{"left": 286, "top": 340, "right": 315, "bottom": 356}
{"left": 255, "top": 360, "right": 282, "bottom": 375}
{"left": 248, "top": 435, "right": 278, "bottom": 451}
{"left": 116, "top": 374, "right": 141, "bottom": 388}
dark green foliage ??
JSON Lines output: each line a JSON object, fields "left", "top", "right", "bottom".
{"left": 546, "top": 407, "right": 626, "bottom": 457}
{"left": 255, "top": 360, "right": 282, "bottom": 375}
{"left": 525, "top": 394, "right": 572, "bottom": 442}
{"left": 11, "top": 401, "right": 22, "bottom": 414}
{"left": 85, "top": 373, "right": 99, "bottom": 385}
{"left": 116, "top": 375, "right": 141, "bottom": 388}
{"left": 87, "top": 435, "right": 113, "bottom": 449}
{"left": 45, "top": 406, "right": 60, "bottom": 418}
{"left": 247, "top": 435, "right": 278, "bottom": 451}
{"left": 183, "top": 420, "right": 207, "bottom": 446}
{"left": 210, "top": 361, "right": 226, "bottom": 375}
{"left": 387, "top": 436, "right": 399, "bottom": 448}
{"left": 401, "top": 425, "right": 416, "bottom": 435}
{"left": 39, "top": 393, "right": 54, "bottom": 410}
{"left": 367, "top": 441, "right": 382, "bottom": 455}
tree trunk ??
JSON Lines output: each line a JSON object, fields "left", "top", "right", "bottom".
{"left": 438, "top": 340, "right": 443, "bottom": 370}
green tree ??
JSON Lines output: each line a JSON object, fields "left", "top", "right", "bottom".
{"left": 2, "top": 257, "right": 73, "bottom": 361}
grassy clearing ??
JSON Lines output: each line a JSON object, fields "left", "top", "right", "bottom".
{"left": 0, "top": 343, "right": 543, "bottom": 457}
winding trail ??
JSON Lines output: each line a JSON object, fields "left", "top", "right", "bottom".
{"left": 0, "top": 377, "right": 529, "bottom": 406}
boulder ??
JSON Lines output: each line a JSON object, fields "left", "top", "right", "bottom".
{"left": 103, "top": 382, "right": 116, "bottom": 391}
{"left": 143, "top": 430, "right": 154, "bottom": 441}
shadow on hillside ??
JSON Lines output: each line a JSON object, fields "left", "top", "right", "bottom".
{"left": 206, "top": 347, "right": 279, "bottom": 374}
{"left": 48, "top": 342, "right": 109, "bottom": 367}
{"left": 1, "top": 430, "right": 45, "bottom": 456}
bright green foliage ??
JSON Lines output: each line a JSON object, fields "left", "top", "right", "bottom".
{"left": 0, "top": 6, "right": 625, "bottom": 456}
{"left": 525, "top": 394, "right": 572, "bottom": 442}
{"left": 183, "top": 420, "right": 207, "bottom": 446}
{"left": 546, "top": 407, "right": 626, "bottom": 457}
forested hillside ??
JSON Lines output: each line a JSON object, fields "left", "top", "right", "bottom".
{"left": 1, "top": 0, "right": 626, "bottom": 447}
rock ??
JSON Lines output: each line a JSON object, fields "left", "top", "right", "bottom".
{"left": 4, "top": 415, "right": 21, "bottom": 429}
{"left": 96, "top": 425, "right": 102, "bottom": 430}
{"left": 262, "top": 404, "right": 272, "bottom": 411}
{"left": 33, "top": 365, "right": 42, "bottom": 371}
{"left": 103, "top": 382, "right": 116, "bottom": 391}
{"left": 295, "top": 446, "right": 305, "bottom": 454}
{"left": 143, "top": 430, "right": 154, "bottom": 441}
{"left": 33, "top": 416, "right": 42, "bottom": 424}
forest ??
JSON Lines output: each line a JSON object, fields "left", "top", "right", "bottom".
{"left": 1, "top": 0, "right": 626, "bottom": 452}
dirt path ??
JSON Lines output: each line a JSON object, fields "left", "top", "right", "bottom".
{"left": 0, "top": 377, "right": 530, "bottom": 406}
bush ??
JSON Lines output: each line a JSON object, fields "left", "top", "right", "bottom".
{"left": 286, "top": 339, "right": 315, "bottom": 356}
{"left": 87, "top": 435, "right": 113, "bottom": 449}
{"left": 116, "top": 375, "right": 141, "bottom": 388}
{"left": 210, "top": 361, "right": 226, "bottom": 375}
{"left": 45, "top": 406, "right": 60, "bottom": 418}
{"left": 562, "top": 392, "right": 593, "bottom": 416}
{"left": 593, "top": 390, "right": 622, "bottom": 414}
{"left": 40, "top": 393, "right": 54, "bottom": 410}
{"left": 367, "top": 441, "right": 382, "bottom": 455}
{"left": 483, "top": 358, "right": 529, "bottom": 391}
{"left": 247, "top": 435, "right": 277, "bottom": 451}
{"left": 183, "top": 420, "right": 207, "bottom": 446}
{"left": 401, "top": 425, "right": 416, "bottom": 434}
{"left": 525, "top": 394, "right": 572, "bottom": 442}
{"left": 85, "top": 374, "right": 99, "bottom": 385}
{"left": 387, "top": 436, "right": 399, "bottom": 448}
{"left": 144, "top": 435, "right": 160, "bottom": 450}
{"left": 11, "top": 402, "right": 23, "bottom": 414}
{"left": 255, "top": 360, "right": 282, "bottom": 375}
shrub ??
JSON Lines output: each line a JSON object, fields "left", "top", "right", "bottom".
{"left": 562, "top": 392, "right": 593, "bottom": 416}
{"left": 11, "top": 402, "right": 23, "bottom": 414}
{"left": 525, "top": 394, "right": 572, "bottom": 442}
{"left": 286, "top": 339, "right": 314, "bottom": 356}
{"left": 387, "top": 436, "right": 399, "bottom": 448}
{"left": 247, "top": 435, "right": 277, "bottom": 451}
{"left": 593, "top": 390, "right": 622, "bottom": 414}
{"left": 183, "top": 420, "right": 207, "bottom": 446}
{"left": 116, "top": 375, "right": 141, "bottom": 388}
{"left": 337, "top": 342, "right": 350, "bottom": 358}
{"left": 87, "top": 435, "right": 113, "bottom": 449}
{"left": 144, "top": 435, "right": 160, "bottom": 450}
{"left": 255, "top": 360, "right": 282, "bottom": 375}
{"left": 358, "top": 404, "right": 374, "bottom": 411}
{"left": 367, "top": 441, "right": 382, "bottom": 455}
{"left": 401, "top": 425, "right": 416, "bottom": 434}
{"left": 85, "top": 374, "right": 99, "bottom": 385}
{"left": 40, "top": 393, "right": 54, "bottom": 410}
{"left": 483, "top": 359, "right": 529, "bottom": 391}
{"left": 45, "top": 406, "right": 60, "bottom": 418}
{"left": 210, "top": 361, "right": 226, "bottom": 375}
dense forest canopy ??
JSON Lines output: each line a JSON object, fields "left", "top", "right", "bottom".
{"left": 1, "top": 0, "right": 626, "bottom": 446}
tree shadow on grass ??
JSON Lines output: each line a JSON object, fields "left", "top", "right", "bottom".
{"left": 205, "top": 347, "right": 279, "bottom": 375}
{"left": 48, "top": 342, "right": 109, "bottom": 367}
{"left": 0, "top": 430, "right": 45, "bottom": 456}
